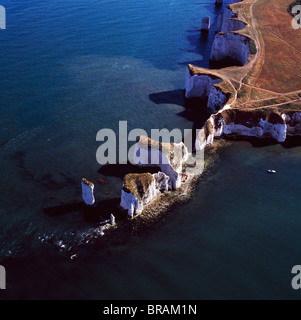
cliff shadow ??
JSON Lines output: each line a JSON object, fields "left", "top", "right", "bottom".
{"left": 84, "top": 197, "right": 125, "bottom": 223}
{"left": 209, "top": 58, "right": 246, "bottom": 69}
{"left": 98, "top": 162, "right": 161, "bottom": 179}
{"left": 181, "top": 2, "right": 224, "bottom": 68}
{"left": 281, "top": 136, "right": 301, "bottom": 149}
{"left": 149, "top": 89, "right": 211, "bottom": 150}
{"left": 149, "top": 89, "right": 186, "bottom": 107}
{"left": 43, "top": 202, "right": 85, "bottom": 216}
{"left": 223, "top": 136, "right": 279, "bottom": 148}
{"left": 181, "top": 31, "right": 212, "bottom": 68}
{"left": 220, "top": 135, "right": 301, "bottom": 149}
{"left": 43, "top": 198, "right": 124, "bottom": 223}
{"left": 180, "top": 98, "right": 212, "bottom": 150}
{"left": 185, "top": 28, "right": 212, "bottom": 54}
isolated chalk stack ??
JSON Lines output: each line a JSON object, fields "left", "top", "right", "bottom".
{"left": 201, "top": 16, "right": 210, "bottom": 32}
{"left": 81, "top": 178, "right": 96, "bottom": 206}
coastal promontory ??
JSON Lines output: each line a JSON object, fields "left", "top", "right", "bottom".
{"left": 186, "top": 0, "right": 301, "bottom": 143}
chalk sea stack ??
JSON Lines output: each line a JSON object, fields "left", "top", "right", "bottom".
{"left": 201, "top": 16, "right": 210, "bottom": 32}
{"left": 120, "top": 172, "right": 170, "bottom": 218}
{"left": 81, "top": 178, "right": 95, "bottom": 206}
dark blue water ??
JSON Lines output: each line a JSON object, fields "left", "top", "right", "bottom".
{"left": 0, "top": 0, "right": 301, "bottom": 299}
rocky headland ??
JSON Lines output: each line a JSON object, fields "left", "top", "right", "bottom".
{"left": 188, "top": 0, "right": 301, "bottom": 148}
{"left": 76, "top": 0, "right": 301, "bottom": 248}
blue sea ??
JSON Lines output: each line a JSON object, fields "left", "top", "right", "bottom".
{"left": 0, "top": 0, "right": 301, "bottom": 299}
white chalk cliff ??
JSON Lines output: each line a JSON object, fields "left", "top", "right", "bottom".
{"left": 210, "top": 33, "right": 251, "bottom": 66}
{"left": 132, "top": 136, "right": 189, "bottom": 190}
{"left": 211, "top": 4, "right": 250, "bottom": 66}
{"left": 195, "top": 110, "right": 288, "bottom": 149}
{"left": 120, "top": 172, "right": 170, "bottom": 218}
{"left": 185, "top": 68, "right": 227, "bottom": 113}
{"left": 216, "top": 6, "right": 245, "bottom": 33}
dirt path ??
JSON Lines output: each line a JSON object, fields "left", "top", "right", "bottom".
{"left": 226, "top": 0, "right": 300, "bottom": 111}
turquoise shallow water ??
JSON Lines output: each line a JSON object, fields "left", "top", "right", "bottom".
{"left": 0, "top": 0, "right": 301, "bottom": 299}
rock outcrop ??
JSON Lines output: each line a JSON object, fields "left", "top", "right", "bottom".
{"left": 282, "top": 112, "right": 301, "bottom": 136}
{"left": 195, "top": 110, "right": 287, "bottom": 147}
{"left": 195, "top": 119, "right": 215, "bottom": 151}
{"left": 207, "top": 85, "right": 228, "bottom": 114}
{"left": 185, "top": 67, "right": 228, "bottom": 113}
{"left": 220, "top": 110, "right": 286, "bottom": 142}
{"left": 195, "top": 108, "right": 301, "bottom": 148}
{"left": 120, "top": 172, "right": 170, "bottom": 218}
{"left": 201, "top": 16, "right": 210, "bottom": 32}
{"left": 132, "top": 136, "right": 188, "bottom": 189}
{"left": 210, "top": 4, "right": 250, "bottom": 67}
{"left": 210, "top": 32, "right": 251, "bottom": 67}
{"left": 216, "top": 6, "right": 245, "bottom": 33}
{"left": 81, "top": 178, "right": 95, "bottom": 206}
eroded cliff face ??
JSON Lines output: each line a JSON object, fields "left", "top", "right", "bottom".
{"left": 195, "top": 109, "right": 288, "bottom": 147}
{"left": 195, "top": 108, "right": 301, "bottom": 148}
{"left": 185, "top": 68, "right": 227, "bottom": 113}
{"left": 120, "top": 172, "right": 170, "bottom": 218}
{"left": 186, "top": 1, "right": 294, "bottom": 147}
{"left": 210, "top": 33, "right": 251, "bottom": 67}
{"left": 211, "top": 4, "right": 250, "bottom": 67}
{"left": 195, "top": 119, "right": 214, "bottom": 151}
{"left": 220, "top": 110, "right": 287, "bottom": 142}
{"left": 282, "top": 112, "right": 301, "bottom": 136}
{"left": 216, "top": 6, "right": 245, "bottom": 33}
{"left": 207, "top": 85, "right": 228, "bottom": 114}
{"left": 132, "top": 136, "right": 188, "bottom": 189}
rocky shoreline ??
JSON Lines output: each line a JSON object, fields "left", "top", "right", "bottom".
{"left": 66, "top": 0, "right": 301, "bottom": 256}
{"left": 186, "top": 0, "right": 301, "bottom": 146}
{"left": 116, "top": 0, "right": 301, "bottom": 222}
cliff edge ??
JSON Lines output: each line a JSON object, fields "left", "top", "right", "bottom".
{"left": 186, "top": 0, "right": 301, "bottom": 143}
